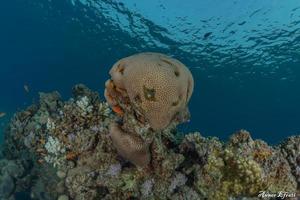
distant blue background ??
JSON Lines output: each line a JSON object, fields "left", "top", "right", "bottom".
{"left": 1, "top": 0, "right": 300, "bottom": 144}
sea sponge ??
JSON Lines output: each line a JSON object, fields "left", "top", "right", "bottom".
{"left": 109, "top": 122, "right": 151, "bottom": 167}
{"left": 105, "top": 52, "right": 194, "bottom": 130}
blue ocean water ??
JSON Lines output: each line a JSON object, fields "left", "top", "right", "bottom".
{"left": 0, "top": 0, "right": 300, "bottom": 144}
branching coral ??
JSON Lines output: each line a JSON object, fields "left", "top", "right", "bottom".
{"left": 76, "top": 96, "right": 93, "bottom": 116}
{"left": 44, "top": 136, "right": 66, "bottom": 167}
{"left": 45, "top": 136, "right": 65, "bottom": 156}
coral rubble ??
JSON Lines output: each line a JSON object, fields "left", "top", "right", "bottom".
{"left": 0, "top": 84, "right": 298, "bottom": 200}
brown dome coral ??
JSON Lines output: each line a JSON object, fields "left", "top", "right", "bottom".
{"left": 105, "top": 52, "right": 194, "bottom": 131}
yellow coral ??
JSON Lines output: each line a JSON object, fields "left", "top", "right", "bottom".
{"left": 196, "top": 147, "right": 266, "bottom": 200}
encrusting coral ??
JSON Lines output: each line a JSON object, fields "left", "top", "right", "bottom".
{"left": 0, "top": 53, "right": 299, "bottom": 200}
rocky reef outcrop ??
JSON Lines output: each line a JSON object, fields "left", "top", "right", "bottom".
{"left": 0, "top": 53, "right": 299, "bottom": 199}
{"left": 0, "top": 84, "right": 299, "bottom": 200}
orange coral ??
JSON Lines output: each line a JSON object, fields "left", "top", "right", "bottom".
{"left": 66, "top": 152, "right": 78, "bottom": 160}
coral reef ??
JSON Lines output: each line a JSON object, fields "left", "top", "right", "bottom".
{"left": 280, "top": 136, "right": 300, "bottom": 189}
{"left": 180, "top": 130, "right": 298, "bottom": 199}
{"left": 0, "top": 54, "right": 298, "bottom": 200}
{"left": 0, "top": 84, "right": 298, "bottom": 200}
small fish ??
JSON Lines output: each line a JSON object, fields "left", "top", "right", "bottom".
{"left": 112, "top": 105, "right": 124, "bottom": 116}
{"left": 0, "top": 112, "right": 6, "bottom": 118}
{"left": 24, "top": 84, "right": 30, "bottom": 93}
{"left": 203, "top": 32, "right": 212, "bottom": 39}
{"left": 238, "top": 21, "right": 246, "bottom": 26}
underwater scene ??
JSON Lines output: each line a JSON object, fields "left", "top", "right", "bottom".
{"left": 0, "top": 0, "right": 300, "bottom": 199}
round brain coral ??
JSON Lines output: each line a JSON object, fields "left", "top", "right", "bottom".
{"left": 105, "top": 52, "right": 194, "bottom": 130}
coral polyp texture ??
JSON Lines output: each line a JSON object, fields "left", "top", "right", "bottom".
{"left": 105, "top": 52, "right": 194, "bottom": 131}
{"left": 0, "top": 55, "right": 299, "bottom": 199}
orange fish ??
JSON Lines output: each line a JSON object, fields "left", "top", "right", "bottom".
{"left": 112, "top": 106, "right": 124, "bottom": 116}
